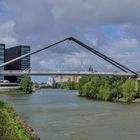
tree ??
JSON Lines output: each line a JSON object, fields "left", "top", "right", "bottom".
{"left": 97, "top": 84, "right": 111, "bottom": 101}
{"left": 80, "top": 78, "right": 100, "bottom": 99}
{"left": 20, "top": 75, "right": 33, "bottom": 94}
{"left": 78, "top": 77, "right": 92, "bottom": 95}
{"left": 122, "top": 79, "right": 137, "bottom": 102}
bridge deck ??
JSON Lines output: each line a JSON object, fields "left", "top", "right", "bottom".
{"left": 0, "top": 70, "right": 138, "bottom": 77}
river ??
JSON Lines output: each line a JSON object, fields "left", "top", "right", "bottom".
{"left": 1, "top": 89, "right": 140, "bottom": 140}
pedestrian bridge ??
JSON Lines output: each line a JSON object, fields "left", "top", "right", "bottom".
{"left": 0, "top": 37, "right": 139, "bottom": 78}
{"left": 0, "top": 70, "right": 138, "bottom": 77}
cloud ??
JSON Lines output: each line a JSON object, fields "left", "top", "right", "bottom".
{"left": 113, "top": 38, "right": 139, "bottom": 49}
{"left": 1, "top": 0, "right": 140, "bottom": 74}
{"left": 0, "top": 20, "right": 17, "bottom": 46}
{"left": 104, "top": 38, "right": 140, "bottom": 70}
{"left": 0, "top": 37, "right": 17, "bottom": 46}
{"left": 5, "top": 0, "right": 140, "bottom": 44}
{"left": 124, "top": 24, "right": 140, "bottom": 42}
{"left": 51, "top": 0, "right": 140, "bottom": 25}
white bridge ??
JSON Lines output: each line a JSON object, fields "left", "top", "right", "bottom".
{"left": 0, "top": 70, "right": 139, "bottom": 77}
{"left": 0, "top": 37, "right": 139, "bottom": 78}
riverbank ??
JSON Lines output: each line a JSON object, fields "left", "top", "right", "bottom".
{"left": 0, "top": 89, "right": 25, "bottom": 94}
{"left": 0, "top": 99, "right": 40, "bottom": 140}
{"left": 16, "top": 115, "right": 40, "bottom": 140}
{"left": 78, "top": 76, "right": 140, "bottom": 102}
{"left": 1, "top": 89, "right": 140, "bottom": 140}
{"left": 57, "top": 76, "right": 140, "bottom": 103}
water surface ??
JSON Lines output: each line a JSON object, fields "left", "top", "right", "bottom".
{"left": 1, "top": 89, "right": 140, "bottom": 140}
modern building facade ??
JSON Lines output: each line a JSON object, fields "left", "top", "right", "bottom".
{"left": 5, "top": 45, "right": 31, "bottom": 83}
{"left": 0, "top": 44, "right": 5, "bottom": 80}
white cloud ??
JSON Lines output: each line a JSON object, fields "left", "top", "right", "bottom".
{"left": 4, "top": 0, "right": 140, "bottom": 45}
{"left": 1, "top": 0, "right": 140, "bottom": 73}
{"left": 63, "top": 52, "right": 87, "bottom": 68}
{"left": 102, "top": 38, "right": 140, "bottom": 71}
{"left": 0, "top": 20, "right": 17, "bottom": 47}
{"left": 113, "top": 38, "right": 139, "bottom": 48}
{"left": 0, "top": 37, "right": 17, "bottom": 46}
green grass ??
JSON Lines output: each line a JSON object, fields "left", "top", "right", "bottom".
{"left": 0, "top": 100, "right": 32, "bottom": 140}
{"left": 0, "top": 89, "right": 25, "bottom": 94}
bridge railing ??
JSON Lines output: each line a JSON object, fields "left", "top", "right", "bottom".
{"left": 0, "top": 70, "right": 138, "bottom": 77}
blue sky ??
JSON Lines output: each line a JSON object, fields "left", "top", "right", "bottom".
{"left": 0, "top": 0, "right": 140, "bottom": 82}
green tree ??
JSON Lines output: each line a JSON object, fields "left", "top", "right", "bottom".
{"left": 136, "top": 80, "right": 140, "bottom": 97}
{"left": 20, "top": 75, "right": 33, "bottom": 94}
{"left": 78, "top": 77, "right": 92, "bottom": 95}
{"left": 122, "top": 79, "right": 137, "bottom": 102}
{"left": 97, "top": 84, "right": 112, "bottom": 101}
{"left": 82, "top": 81, "right": 97, "bottom": 98}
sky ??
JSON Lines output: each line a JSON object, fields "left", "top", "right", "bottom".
{"left": 0, "top": 0, "right": 140, "bottom": 82}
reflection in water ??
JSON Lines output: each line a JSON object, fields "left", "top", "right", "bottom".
{"left": 1, "top": 89, "right": 140, "bottom": 140}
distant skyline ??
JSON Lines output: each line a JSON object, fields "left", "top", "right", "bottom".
{"left": 0, "top": 0, "right": 140, "bottom": 82}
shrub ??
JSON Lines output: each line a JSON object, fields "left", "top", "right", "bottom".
{"left": 136, "top": 80, "right": 140, "bottom": 97}
{"left": 57, "top": 81, "right": 78, "bottom": 90}
{"left": 77, "top": 76, "right": 138, "bottom": 102}
{"left": 0, "top": 100, "right": 32, "bottom": 140}
{"left": 97, "top": 85, "right": 112, "bottom": 101}
{"left": 20, "top": 75, "right": 33, "bottom": 94}
{"left": 122, "top": 79, "right": 137, "bottom": 102}
{"left": 81, "top": 81, "right": 98, "bottom": 98}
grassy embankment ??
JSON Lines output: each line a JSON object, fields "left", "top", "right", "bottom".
{"left": 0, "top": 100, "right": 32, "bottom": 140}
{"left": 0, "top": 76, "right": 41, "bottom": 139}
{"left": 0, "top": 90, "right": 25, "bottom": 94}
{"left": 57, "top": 76, "right": 140, "bottom": 102}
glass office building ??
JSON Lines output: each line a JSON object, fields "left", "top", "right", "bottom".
{"left": 18, "top": 46, "right": 31, "bottom": 82}
{"left": 21, "top": 46, "right": 30, "bottom": 70}
{"left": 0, "top": 44, "right": 5, "bottom": 80}
{"left": 5, "top": 45, "right": 31, "bottom": 83}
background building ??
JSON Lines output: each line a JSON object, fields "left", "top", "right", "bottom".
{"left": 47, "top": 76, "right": 81, "bottom": 86}
{"left": 47, "top": 77, "right": 56, "bottom": 87}
{"left": 5, "top": 45, "right": 31, "bottom": 83}
{"left": 0, "top": 44, "right": 5, "bottom": 80}
{"left": 61, "top": 76, "right": 81, "bottom": 83}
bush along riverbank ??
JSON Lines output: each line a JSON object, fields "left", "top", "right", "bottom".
{"left": 56, "top": 81, "right": 78, "bottom": 90}
{"left": 20, "top": 75, "right": 33, "bottom": 94}
{"left": 0, "top": 100, "right": 40, "bottom": 140}
{"left": 57, "top": 76, "right": 140, "bottom": 102}
{"left": 78, "top": 76, "right": 140, "bottom": 102}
